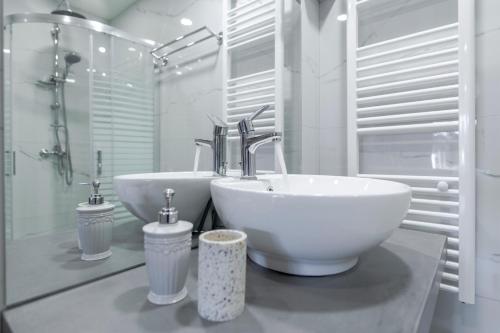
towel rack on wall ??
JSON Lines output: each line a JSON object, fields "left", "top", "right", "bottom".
{"left": 150, "top": 26, "right": 223, "bottom": 66}
{"left": 222, "top": 0, "right": 284, "bottom": 171}
{"left": 347, "top": 0, "right": 475, "bottom": 303}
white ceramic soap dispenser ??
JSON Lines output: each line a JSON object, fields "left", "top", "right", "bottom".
{"left": 76, "top": 179, "right": 114, "bottom": 261}
{"left": 143, "top": 189, "right": 193, "bottom": 305}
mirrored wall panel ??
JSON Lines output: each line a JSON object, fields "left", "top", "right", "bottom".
{"left": 3, "top": 7, "right": 158, "bottom": 304}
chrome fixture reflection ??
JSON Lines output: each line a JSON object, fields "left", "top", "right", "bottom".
{"left": 39, "top": 24, "right": 81, "bottom": 185}
{"left": 238, "top": 105, "right": 282, "bottom": 180}
{"left": 51, "top": 0, "right": 87, "bottom": 19}
{"left": 194, "top": 114, "right": 228, "bottom": 176}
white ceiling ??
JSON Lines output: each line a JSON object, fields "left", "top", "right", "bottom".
{"left": 61, "top": 0, "right": 138, "bottom": 21}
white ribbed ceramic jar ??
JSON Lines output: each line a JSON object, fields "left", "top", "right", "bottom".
{"left": 198, "top": 229, "right": 247, "bottom": 322}
{"left": 76, "top": 202, "right": 114, "bottom": 261}
{"left": 143, "top": 221, "right": 192, "bottom": 305}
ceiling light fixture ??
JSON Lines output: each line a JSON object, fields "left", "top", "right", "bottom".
{"left": 180, "top": 18, "right": 193, "bottom": 26}
{"left": 337, "top": 14, "right": 348, "bottom": 22}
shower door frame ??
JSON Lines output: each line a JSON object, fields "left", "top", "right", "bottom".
{"left": 4, "top": 13, "right": 156, "bottom": 48}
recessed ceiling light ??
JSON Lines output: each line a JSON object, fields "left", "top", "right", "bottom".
{"left": 128, "top": 47, "right": 136, "bottom": 52}
{"left": 180, "top": 18, "right": 193, "bottom": 26}
{"left": 337, "top": 14, "right": 348, "bottom": 21}
{"left": 176, "top": 71, "right": 183, "bottom": 76}
{"left": 3, "top": 49, "right": 10, "bottom": 54}
{"left": 98, "top": 46, "right": 106, "bottom": 53}
{"left": 126, "top": 83, "right": 133, "bottom": 88}
{"left": 102, "top": 72, "right": 107, "bottom": 77}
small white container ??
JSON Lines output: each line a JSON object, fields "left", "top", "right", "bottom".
{"left": 143, "top": 189, "right": 193, "bottom": 305}
{"left": 198, "top": 229, "right": 247, "bottom": 322}
{"left": 77, "top": 180, "right": 114, "bottom": 261}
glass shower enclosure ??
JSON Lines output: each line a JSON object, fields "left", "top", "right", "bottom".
{"left": 3, "top": 13, "right": 158, "bottom": 304}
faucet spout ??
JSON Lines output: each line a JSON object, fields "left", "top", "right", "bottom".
{"left": 194, "top": 139, "right": 213, "bottom": 149}
{"left": 240, "top": 132, "right": 282, "bottom": 180}
{"left": 194, "top": 115, "right": 228, "bottom": 176}
{"left": 248, "top": 132, "right": 281, "bottom": 154}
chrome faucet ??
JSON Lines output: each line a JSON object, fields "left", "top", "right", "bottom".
{"left": 238, "top": 105, "right": 282, "bottom": 180}
{"left": 195, "top": 114, "right": 228, "bottom": 176}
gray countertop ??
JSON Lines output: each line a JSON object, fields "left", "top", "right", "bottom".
{"left": 6, "top": 220, "right": 145, "bottom": 304}
{"left": 3, "top": 229, "right": 445, "bottom": 333}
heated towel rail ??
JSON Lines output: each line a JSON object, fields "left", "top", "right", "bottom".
{"left": 222, "top": 0, "right": 284, "bottom": 170}
{"left": 347, "top": 0, "right": 475, "bottom": 303}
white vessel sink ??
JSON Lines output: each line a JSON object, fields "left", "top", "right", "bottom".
{"left": 114, "top": 171, "right": 221, "bottom": 224}
{"left": 211, "top": 174, "right": 411, "bottom": 276}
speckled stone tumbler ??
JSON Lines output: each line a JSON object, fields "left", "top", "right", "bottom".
{"left": 198, "top": 230, "right": 247, "bottom": 322}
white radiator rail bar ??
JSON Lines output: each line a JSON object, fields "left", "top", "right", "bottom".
{"left": 227, "top": 93, "right": 275, "bottom": 105}
{"left": 227, "top": 85, "right": 275, "bottom": 97}
{"left": 408, "top": 209, "right": 459, "bottom": 220}
{"left": 228, "top": 69, "right": 275, "bottom": 84}
{"left": 357, "top": 60, "right": 459, "bottom": 83}
{"left": 228, "top": 0, "right": 265, "bottom": 15}
{"left": 226, "top": 7, "right": 274, "bottom": 30}
{"left": 357, "top": 73, "right": 459, "bottom": 94}
{"left": 227, "top": 102, "right": 276, "bottom": 113}
{"left": 357, "top": 85, "right": 458, "bottom": 104}
{"left": 227, "top": 0, "right": 274, "bottom": 21}
{"left": 357, "top": 97, "right": 459, "bottom": 115}
{"left": 357, "top": 35, "right": 458, "bottom": 62}
{"left": 227, "top": 110, "right": 275, "bottom": 119}
{"left": 358, "top": 173, "right": 459, "bottom": 183}
{"left": 227, "top": 23, "right": 275, "bottom": 45}
{"left": 457, "top": 0, "right": 476, "bottom": 304}
{"left": 448, "top": 237, "right": 459, "bottom": 247}
{"left": 442, "top": 272, "right": 460, "bottom": 282}
{"left": 228, "top": 78, "right": 274, "bottom": 91}
{"left": 357, "top": 110, "right": 459, "bottom": 126}
{"left": 227, "top": 16, "right": 274, "bottom": 38}
{"left": 228, "top": 31, "right": 274, "bottom": 51}
{"left": 410, "top": 187, "right": 459, "bottom": 196}
{"left": 358, "top": 23, "right": 458, "bottom": 52}
{"left": 411, "top": 198, "right": 459, "bottom": 207}
{"left": 402, "top": 220, "right": 459, "bottom": 233}
{"left": 440, "top": 284, "right": 459, "bottom": 293}
{"left": 357, "top": 48, "right": 459, "bottom": 72}
{"left": 357, "top": 121, "right": 459, "bottom": 135}
{"left": 445, "top": 261, "right": 459, "bottom": 270}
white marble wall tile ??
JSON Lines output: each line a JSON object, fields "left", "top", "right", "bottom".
{"left": 318, "top": 0, "right": 347, "bottom": 176}
{"left": 112, "top": 0, "right": 223, "bottom": 172}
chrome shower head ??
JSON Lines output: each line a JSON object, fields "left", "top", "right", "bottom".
{"left": 51, "top": 0, "right": 86, "bottom": 19}
{"left": 65, "top": 52, "right": 81, "bottom": 65}
{"left": 51, "top": 9, "right": 87, "bottom": 19}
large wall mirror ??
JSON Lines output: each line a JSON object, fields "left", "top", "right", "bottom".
{"left": 2, "top": 0, "right": 224, "bottom": 305}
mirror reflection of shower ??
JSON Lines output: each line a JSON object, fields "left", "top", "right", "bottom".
{"left": 38, "top": 23, "right": 82, "bottom": 185}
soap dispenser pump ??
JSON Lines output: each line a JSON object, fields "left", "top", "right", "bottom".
{"left": 76, "top": 179, "right": 114, "bottom": 261}
{"left": 143, "top": 189, "right": 193, "bottom": 305}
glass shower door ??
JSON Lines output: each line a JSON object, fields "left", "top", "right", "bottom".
{"left": 4, "top": 18, "right": 158, "bottom": 305}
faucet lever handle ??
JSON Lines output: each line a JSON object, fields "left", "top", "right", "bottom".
{"left": 207, "top": 113, "right": 228, "bottom": 128}
{"left": 248, "top": 105, "right": 270, "bottom": 121}
{"left": 238, "top": 105, "right": 270, "bottom": 134}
